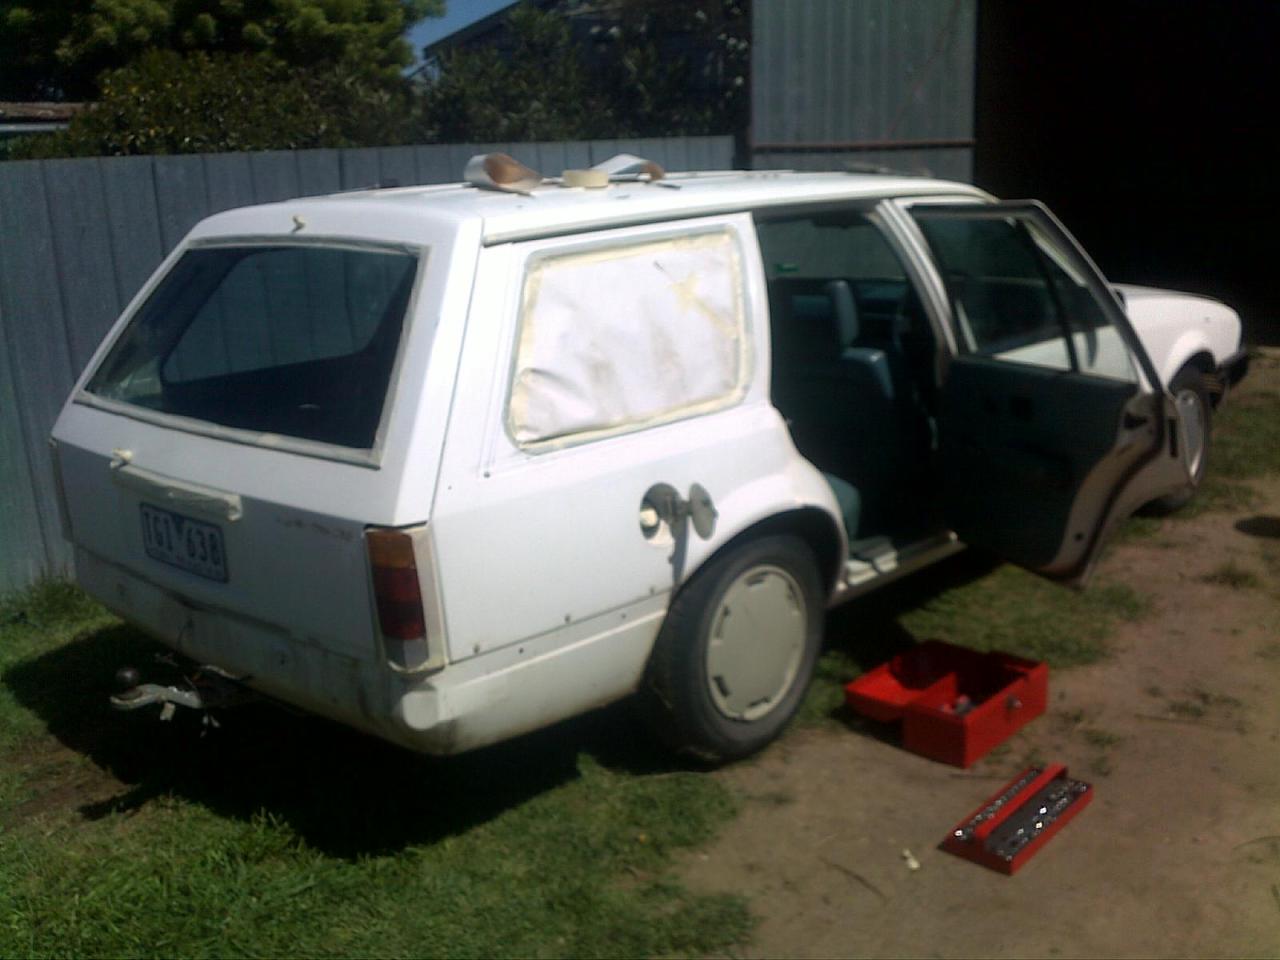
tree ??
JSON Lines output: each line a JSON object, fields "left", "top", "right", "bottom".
{"left": 417, "top": 0, "right": 749, "bottom": 142}
{"left": 0, "top": 0, "right": 443, "bottom": 101}
{"left": 591, "top": 0, "right": 750, "bottom": 137}
{"left": 419, "top": 5, "right": 609, "bottom": 143}
{"left": 10, "top": 49, "right": 418, "bottom": 158}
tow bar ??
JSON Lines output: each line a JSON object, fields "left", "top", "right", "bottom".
{"left": 110, "top": 661, "right": 254, "bottom": 723}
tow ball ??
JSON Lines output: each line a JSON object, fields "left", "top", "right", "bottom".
{"left": 110, "top": 663, "right": 252, "bottom": 724}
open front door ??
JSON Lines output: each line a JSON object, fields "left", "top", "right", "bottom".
{"left": 907, "top": 201, "right": 1189, "bottom": 584}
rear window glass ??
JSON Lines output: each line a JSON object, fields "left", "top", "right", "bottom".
{"left": 86, "top": 243, "right": 419, "bottom": 450}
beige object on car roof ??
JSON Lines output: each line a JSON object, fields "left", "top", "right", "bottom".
{"left": 561, "top": 168, "right": 609, "bottom": 189}
{"left": 591, "top": 153, "right": 665, "bottom": 180}
{"left": 464, "top": 153, "right": 543, "bottom": 194}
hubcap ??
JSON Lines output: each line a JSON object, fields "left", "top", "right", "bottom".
{"left": 1174, "top": 388, "right": 1207, "bottom": 479}
{"left": 705, "top": 564, "right": 807, "bottom": 722}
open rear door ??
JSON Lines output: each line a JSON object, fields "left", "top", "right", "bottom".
{"left": 906, "top": 201, "right": 1189, "bottom": 584}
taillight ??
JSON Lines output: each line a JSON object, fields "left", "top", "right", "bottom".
{"left": 366, "top": 528, "right": 429, "bottom": 670}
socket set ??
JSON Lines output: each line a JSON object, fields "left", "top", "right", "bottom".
{"left": 941, "top": 764, "right": 1092, "bottom": 874}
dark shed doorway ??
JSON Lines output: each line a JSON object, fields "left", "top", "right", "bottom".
{"left": 975, "top": 0, "right": 1279, "bottom": 342}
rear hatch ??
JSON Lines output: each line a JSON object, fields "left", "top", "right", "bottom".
{"left": 53, "top": 238, "right": 426, "bottom": 661}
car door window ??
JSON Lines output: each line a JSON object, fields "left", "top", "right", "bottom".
{"left": 912, "top": 211, "right": 1136, "bottom": 382}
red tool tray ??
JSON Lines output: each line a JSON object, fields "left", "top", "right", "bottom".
{"left": 940, "top": 764, "right": 1093, "bottom": 874}
{"left": 844, "top": 640, "right": 1048, "bottom": 767}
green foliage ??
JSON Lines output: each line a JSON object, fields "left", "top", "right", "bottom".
{"left": 421, "top": 5, "right": 608, "bottom": 142}
{"left": 419, "top": 0, "right": 749, "bottom": 142}
{"left": 0, "top": 0, "right": 79, "bottom": 100}
{"left": 4, "top": 0, "right": 746, "bottom": 157}
{"left": 0, "top": 0, "right": 442, "bottom": 100}
{"left": 10, "top": 50, "right": 418, "bottom": 158}
{"left": 593, "top": 0, "right": 750, "bottom": 137}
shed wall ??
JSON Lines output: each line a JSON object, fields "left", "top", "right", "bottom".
{"left": 751, "top": 0, "right": 976, "bottom": 182}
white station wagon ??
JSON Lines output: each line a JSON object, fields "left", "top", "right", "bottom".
{"left": 50, "top": 158, "right": 1248, "bottom": 762}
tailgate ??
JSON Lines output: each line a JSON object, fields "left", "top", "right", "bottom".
{"left": 54, "top": 407, "right": 389, "bottom": 660}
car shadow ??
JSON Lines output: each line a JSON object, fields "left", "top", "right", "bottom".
{"left": 2, "top": 622, "right": 684, "bottom": 859}
{"left": 824, "top": 546, "right": 1000, "bottom": 669}
{"left": 4, "top": 549, "right": 997, "bottom": 858}
{"left": 1234, "top": 515, "right": 1280, "bottom": 539}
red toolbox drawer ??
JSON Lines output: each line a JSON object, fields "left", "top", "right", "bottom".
{"left": 844, "top": 640, "right": 1048, "bottom": 767}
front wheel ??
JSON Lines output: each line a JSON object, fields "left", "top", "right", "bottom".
{"left": 639, "top": 534, "right": 824, "bottom": 764}
{"left": 1149, "top": 365, "right": 1213, "bottom": 513}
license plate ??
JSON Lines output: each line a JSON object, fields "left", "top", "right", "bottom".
{"left": 140, "top": 504, "right": 228, "bottom": 582}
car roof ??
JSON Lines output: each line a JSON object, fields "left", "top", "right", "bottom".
{"left": 195, "top": 169, "right": 992, "bottom": 246}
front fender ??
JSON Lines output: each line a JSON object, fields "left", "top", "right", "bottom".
{"left": 1158, "top": 330, "right": 1215, "bottom": 388}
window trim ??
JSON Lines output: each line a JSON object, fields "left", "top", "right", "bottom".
{"left": 75, "top": 235, "right": 429, "bottom": 470}
{"left": 893, "top": 199, "right": 1161, "bottom": 392}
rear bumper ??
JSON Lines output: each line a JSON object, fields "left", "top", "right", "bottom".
{"left": 76, "top": 547, "right": 400, "bottom": 742}
{"left": 75, "top": 547, "right": 664, "bottom": 755}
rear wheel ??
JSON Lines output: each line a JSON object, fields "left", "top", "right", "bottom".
{"left": 640, "top": 534, "right": 823, "bottom": 763}
{"left": 1149, "top": 364, "right": 1212, "bottom": 513}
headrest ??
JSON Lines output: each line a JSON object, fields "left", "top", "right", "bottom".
{"left": 824, "top": 279, "right": 859, "bottom": 346}
{"left": 769, "top": 277, "right": 853, "bottom": 364}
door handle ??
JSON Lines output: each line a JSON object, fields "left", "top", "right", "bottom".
{"left": 111, "top": 459, "right": 243, "bottom": 522}
{"left": 1122, "top": 411, "right": 1150, "bottom": 430}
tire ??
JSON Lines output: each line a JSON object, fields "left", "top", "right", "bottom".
{"left": 1149, "top": 364, "right": 1212, "bottom": 514}
{"left": 639, "top": 534, "right": 824, "bottom": 764}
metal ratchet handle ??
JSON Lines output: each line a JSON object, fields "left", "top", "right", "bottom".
{"left": 953, "top": 768, "right": 1044, "bottom": 842}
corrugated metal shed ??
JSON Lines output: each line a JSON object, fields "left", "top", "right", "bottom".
{"left": 751, "top": 0, "right": 976, "bottom": 181}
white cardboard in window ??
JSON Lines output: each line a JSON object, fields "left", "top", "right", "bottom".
{"left": 510, "top": 231, "right": 746, "bottom": 447}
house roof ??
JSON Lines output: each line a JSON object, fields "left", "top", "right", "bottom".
{"left": 0, "top": 102, "right": 85, "bottom": 121}
{"left": 0, "top": 101, "right": 86, "bottom": 136}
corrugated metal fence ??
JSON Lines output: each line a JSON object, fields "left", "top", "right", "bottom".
{"left": 0, "top": 135, "right": 734, "bottom": 595}
{"left": 751, "top": 0, "right": 976, "bottom": 181}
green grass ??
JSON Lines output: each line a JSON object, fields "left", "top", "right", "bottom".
{"left": 896, "top": 565, "right": 1147, "bottom": 666}
{"left": 1081, "top": 728, "right": 1122, "bottom": 749}
{"left": 1116, "top": 513, "right": 1165, "bottom": 543}
{"left": 1213, "top": 382, "right": 1280, "bottom": 478}
{"left": 1177, "top": 364, "right": 1280, "bottom": 519}
{"left": 1168, "top": 699, "right": 1207, "bottom": 720}
{"left": 0, "top": 583, "right": 751, "bottom": 958}
{"left": 1199, "top": 561, "right": 1262, "bottom": 590}
{"left": 1165, "top": 687, "right": 1243, "bottom": 722}
{"left": 800, "top": 551, "right": 1150, "bottom": 727}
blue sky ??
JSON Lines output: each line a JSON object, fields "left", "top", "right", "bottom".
{"left": 407, "top": 0, "right": 517, "bottom": 64}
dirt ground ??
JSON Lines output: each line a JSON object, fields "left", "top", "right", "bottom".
{"left": 684, "top": 428, "right": 1280, "bottom": 956}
